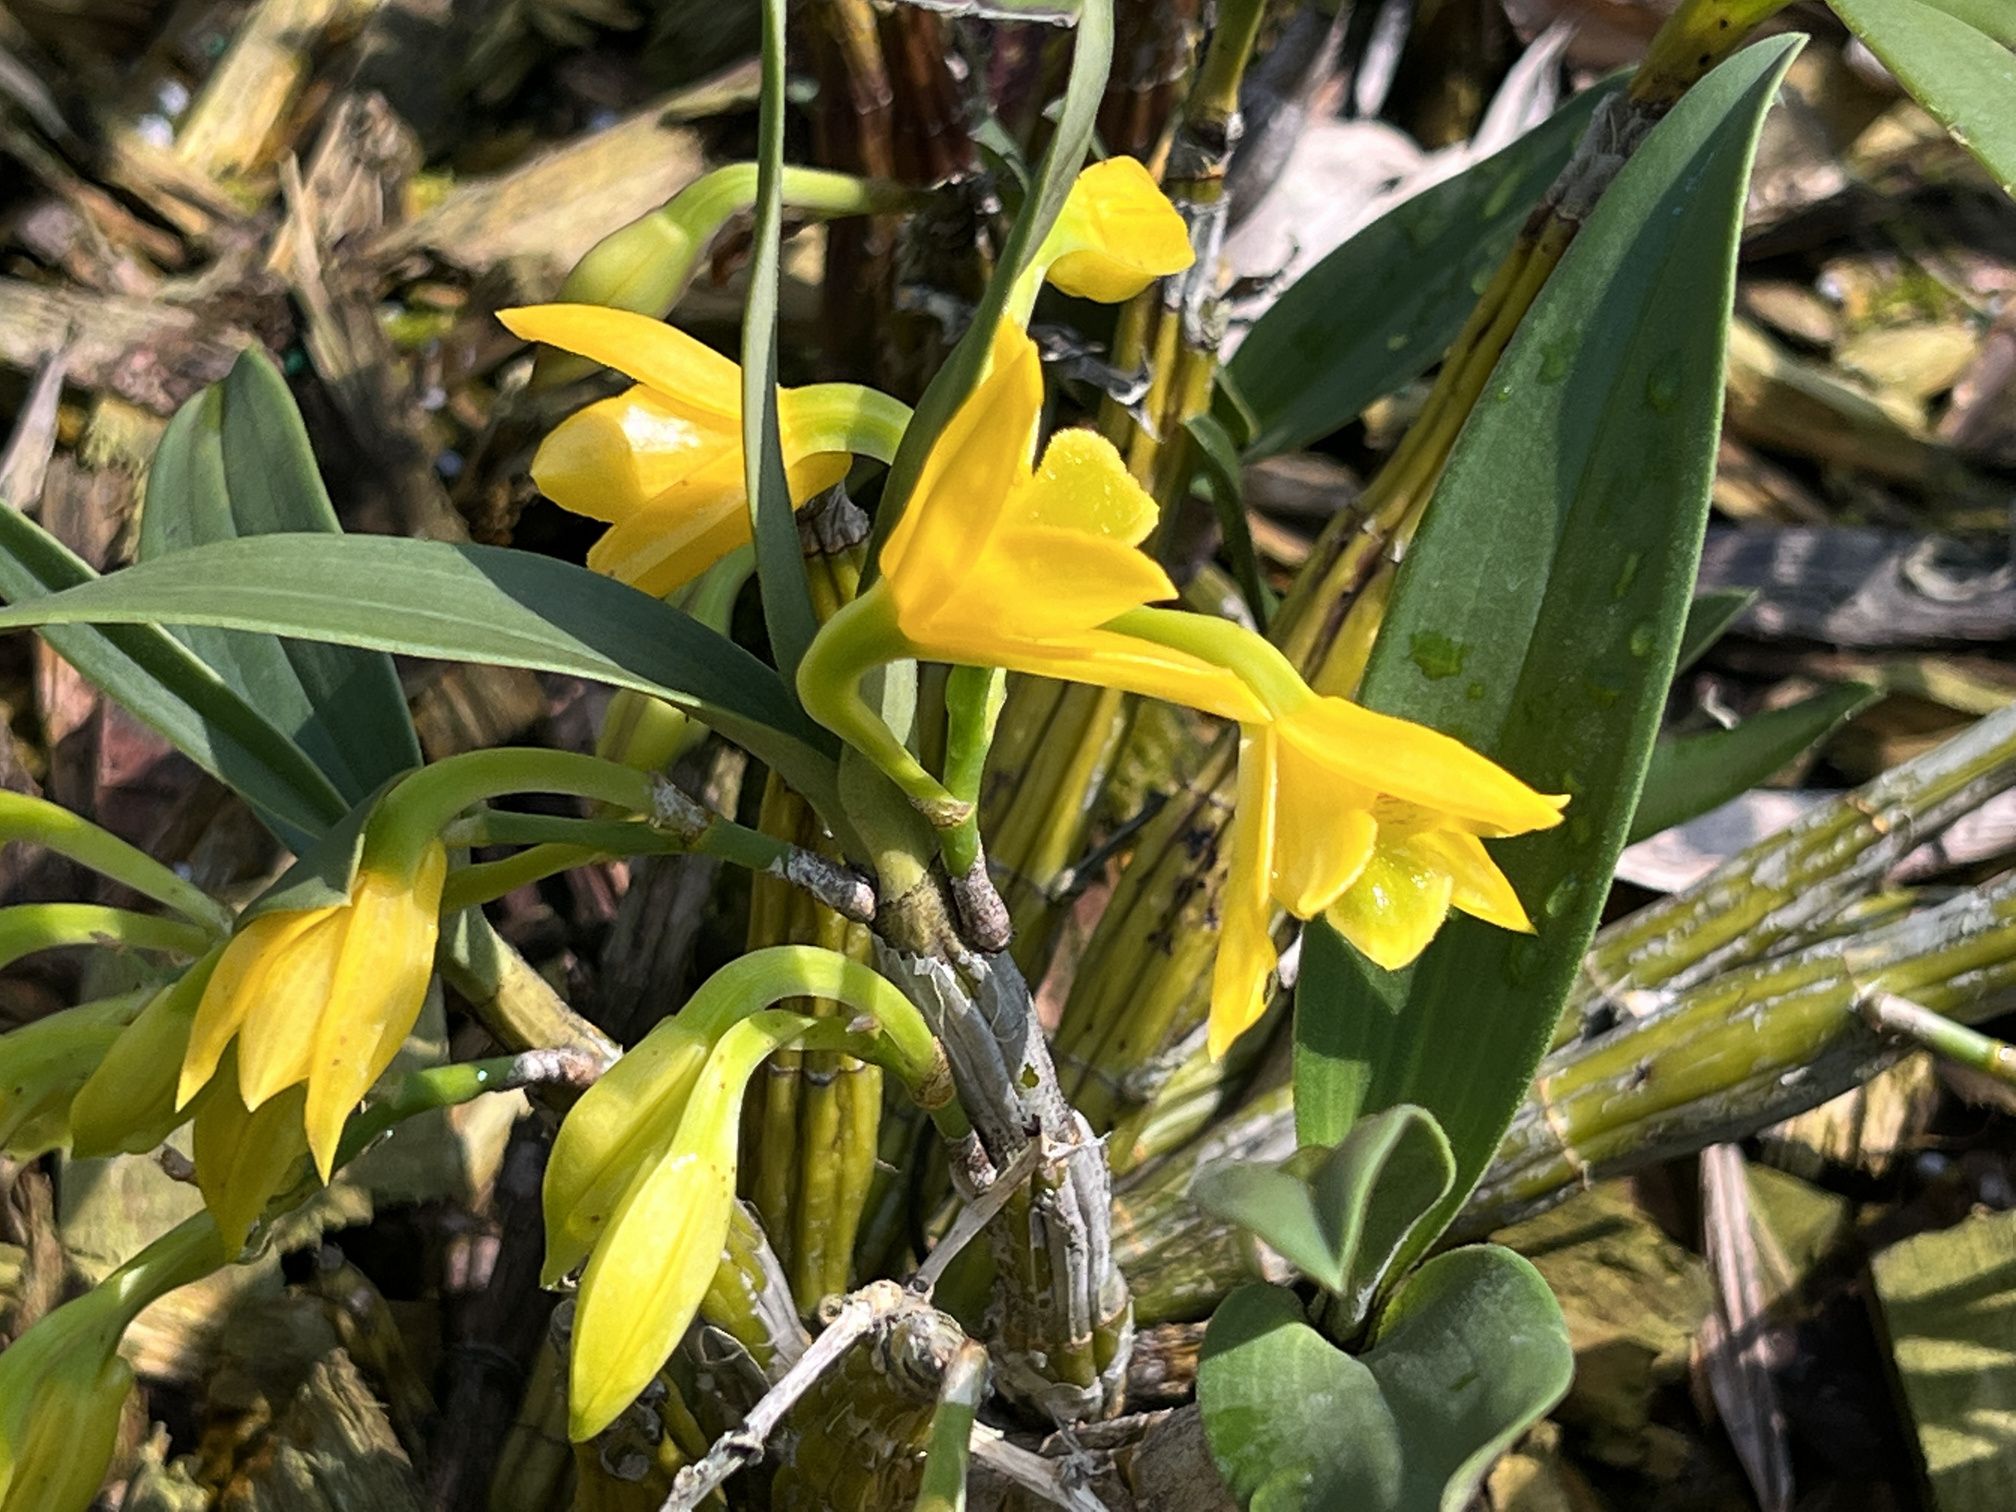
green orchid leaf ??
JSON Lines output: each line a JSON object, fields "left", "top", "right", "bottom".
{"left": 1186, "top": 412, "right": 1277, "bottom": 628}
{"left": 0, "top": 503, "right": 345, "bottom": 850}
{"left": 1199, "top": 1248, "right": 1572, "bottom": 1511}
{"left": 1191, "top": 1104, "right": 1453, "bottom": 1333}
{"left": 1629, "top": 681, "right": 1879, "bottom": 843}
{"left": 140, "top": 349, "right": 422, "bottom": 803}
{"left": 1830, "top": 0, "right": 2016, "bottom": 197}
{"left": 1225, "top": 82, "right": 1615, "bottom": 460}
{"left": 741, "top": 0, "right": 818, "bottom": 680}
{"left": 1673, "top": 586, "right": 1757, "bottom": 675}
{"left": 0, "top": 535, "right": 842, "bottom": 817}
{"left": 1293, "top": 39, "right": 1805, "bottom": 1263}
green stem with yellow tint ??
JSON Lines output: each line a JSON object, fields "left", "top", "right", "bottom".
{"left": 0, "top": 903, "right": 215, "bottom": 972}
{"left": 0, "top": 790, "right": 233, "bottom": 935}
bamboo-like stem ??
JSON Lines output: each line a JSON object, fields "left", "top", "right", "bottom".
{"left": 1464, "top": 873, "right": 2016, "bottom": 1234}
{"left": 877, "top": 943, "right": 1132, "bottom": 1420}
{"left": 1569, "top": 705, "right": 2016, "bottom": 1035}
{"left": 439, "top": 910, "right": 620, "bottom": 1068}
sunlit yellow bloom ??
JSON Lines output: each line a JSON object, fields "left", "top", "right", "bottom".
{"left": 568, "top": 1011, "right": 809, "bottom": 1441}
{"left": 0, "top": 1217, "right": 225, "bottom": 1512}
{"left": 179, "top": 839, "right": 447, "bottom": 1182}
{"left": 192, "top": 1049, "right": 313, "bottom": 1248}
{"left": 541, "top": 1015, "right": 712, "bottom": 1288}
{"left": 499, "top": 304, "right": 910, "bottom": 597}
{"left": 1029, "top": 156, "right": 1194, "bottom": 304}
{"left": 799, "top": 326, "right": 1265, "bottom": 819}
{"left": 1207, "top": 698, "right": 1565, "bottom": 1057}
{"left": 0, "top": 990, "right": 149, "bottom": 1159}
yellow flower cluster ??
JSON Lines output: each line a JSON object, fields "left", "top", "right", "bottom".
{"left": 506, "top": 158, "right": 1565, "bottom": 1059}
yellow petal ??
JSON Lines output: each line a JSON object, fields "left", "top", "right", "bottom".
{"left": 1014, "top": 427, "right": 1159, "bottom": 543}
{"left": 542, "top": 1017, "right": 712, "bottom": 1287}
{"left": 234, "top": 911, "right": 346, "bottom": 1110}
{"left": 1045, "top": 157, "right": 1194, "bottom": 303}
{"left": 1283, "top": 698, "right": 1568, "bottom": 837}
{"left": 1208, "top": 729, "right": 1280, "bottom": 1060}
{"left": 1419, "top": 829, "right": 1533, "bottom": 933}
{"left": 881, "top": 325, "right": 1040, "bottom": 631}
{"left": 193, "top": 1063, "right": 309, "bottom": 1249}
{"left": 972, "top": 524, "right": 1178, "bottom": 638}
{"left": 1270, "top": 735, "right": 1379, "bottom": 918}
{"left": 1324, "top": 834, "right": 1457, "bottom": 972}
{"left": 585, "top": 478, "right": 752, "bottom": 596}
{"left": 181, "top": 908, "right": 327, "bottom": 1107}
{"left": 960, "top": 627, "right": 1269, "bottom": 724}
{"left": 303, "top": 846, "right": 447, "bottom": 1180}
{"left": 568, "top": 1011, "right": 809, "bottom": 1441}
{"left": 498, "top": 305, "right": 742, "bottom": 415}
{"left": 531, "top": 390, "right": 742, "bottom": 524}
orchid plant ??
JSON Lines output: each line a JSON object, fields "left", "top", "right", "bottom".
{"left": 0, "top": 0, "right": 2011, "bottom": 1508}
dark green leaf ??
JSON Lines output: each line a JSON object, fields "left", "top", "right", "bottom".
{"left": 742, "top": 0, "right": 818, "bottom": 679}
{"left": 0, "top": 535, "right": 842, "bottom": 817}
{"left": 1225, "top": 83, "right": 1615, "bottom": 459}
{"left": 1198, "top": 1248, "right": 1572, "bottom": 1512}
{"left": 0, "top": 503, "right": 345, "bottom": 849}
{"left": 1831, "top": 0, "right": 2016, "bottom": 196}
{"left": 1186, "top": 412, "right": 1276, "bottom": 628}
{"left": 141, "top": 350, "right": 422, "bottom": 801}
{"left": 1674, "top": 586, "right": 1756, "bottom": 675}
{"left": 1629, "top": 681, "right": 1879, "bottom": 843}
{"left": 1191, "top": 1104, "right": 1453, "bottom": 1333}
{"left": 1293, "top": 40, "right": 1804, "bottom": 1260}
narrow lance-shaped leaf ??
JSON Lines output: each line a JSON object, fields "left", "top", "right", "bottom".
{"left": 1292, "top": 40, "right": 1807, "bottom": 1261}
{"left": 0, "top": 503, "right": 345, "bottom": 850}
{"left": 0, "top": 535, "right": 845, "bottom": 822}
{"left": 140, "top": 349, "right": 422, "bottom": 801}
{"left": 1629, "top": 681, "right": 1880, "bottom": 843}
{"left": 1224, "top": 81, "right": 1615, "bottom": 460}
{"left": 741, "top": 0, "right": 818, "bottom": 678}
{"left": 1830, "top": 0, "right": 2016, "bottom": 198}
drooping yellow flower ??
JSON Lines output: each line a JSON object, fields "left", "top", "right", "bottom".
{"left": 0, "top": 1217, "right": 226, "bottom": 1512}
{"left": 499, "top": 304, "right": 911, "bottom": 597}
{"left": 0, "top": 1294, "right": 131, "bottom": 1512}
{"left": 1025, "top": 156, "right": 1195, "bottom": 305}
{"left": 178, "top": 838, "right": 447, "bottom": 1181}
{"left": 798, "top": 325, "right": 1266, "bottom": 818}
{"left": 541, "top": 1014, "right": 713, "bottom": 1288}
{"left": 567, "top": 1010, "right": 810, "bottom": 1441}
{"left": 192, "top": 1050, "right": 313, "bottom": 1248}
{"left": 1206, "top": 696, "right": 1566, "bottom": 1057}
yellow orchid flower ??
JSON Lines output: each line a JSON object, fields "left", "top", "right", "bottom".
{"left": 798, "top": 325, "right": 1266, "bottom": 824}
{"left": 192, "top": 1049, "right": 313, "bottom": 1248}
{"left": 0, "top": 1217, "right": 226, "bottom": 1512}
{"left": 1014, "top": 156, "right": 1195, "bottom": 312}
{"left": 499, "top": 304, "right": 912, "bottom": 597}
{"left": 550, "top": 947, "right": 954, "bottom": 1439}
{"left": 1205, "top": 696, "right": 1566, "bottom": 1057}
{"left": 568, "top": 1009, "right": 811, "bottom": 1441}
{"left": 178, "top": 835, "right": 447, "bottom": 1182}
